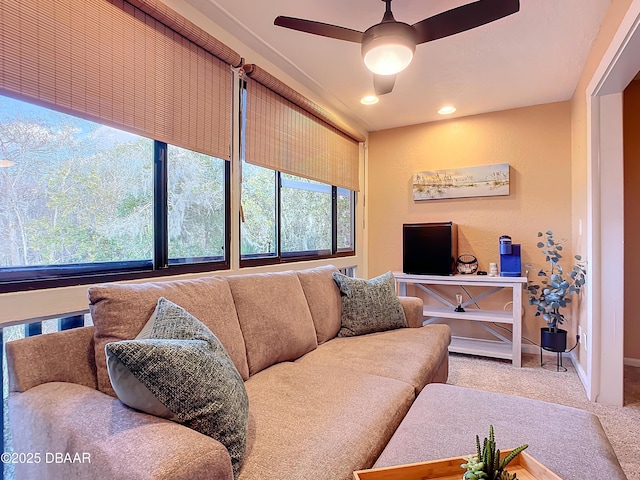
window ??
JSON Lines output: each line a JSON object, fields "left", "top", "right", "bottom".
{"left": 0, "top": 0, "right": 239, "bottom": 292}
{"left": 167, "top": 145, "right": 227, "bottom": 263}
{"left": 239, "top": 66, "right": 359, "bottom": 267}
{"left": 337, "top": 187, "right": 355, "bottom": 251}
{"left": 0, "top": 95, "right": 154, "bottom": 269}
{"left": 281, "top": 174, "right": 332, "bottom": 255}
{"left": 240, "top": 162, "right": 277, "bottom": 258}
{"left": 240, "top": 161, "right": 355, "bottom": 266}
{"left": 0, "top": 94, "right": 229, "bottom": 292}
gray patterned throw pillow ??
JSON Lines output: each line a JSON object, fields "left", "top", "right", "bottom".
{"left": 105, "top": 297, "right": 249, "bottom": 479}
{"left": 332, "top": 271, "right": 407, "bottom": 337}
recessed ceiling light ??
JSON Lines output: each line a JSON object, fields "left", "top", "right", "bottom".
{"left": 361, "top": 95, "right": 379, "bottom": 105}
{"left": 438, "top": 105, "right": 456, "bottom": 115}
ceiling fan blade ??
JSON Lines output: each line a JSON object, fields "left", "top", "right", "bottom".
{"left": 374, "top": 74, "right": 396, "bottom": 96}
{"left": 412, "top": 0, "right": 520, "bottom": 44}
{"left": 274, "top": 16, "right": 364, "bottom": 43}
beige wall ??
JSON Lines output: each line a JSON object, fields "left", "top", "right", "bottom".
{"left": 624, "top": 79, "right": 640, "bottom": 360}
{"left": 367, "top": 101, "right": 574, "bottom": 344}
{"left": 570, "top": 0, "right": 634, "bottom": 372}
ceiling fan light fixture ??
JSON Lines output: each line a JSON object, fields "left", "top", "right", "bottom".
{"left": 363, "top": 42, "right": 413, "bottom": 75}
{"left": 362, "top": 22, "right": 417, "bottom": 76}
{"left": 275, "top": 0, "right": 520, "bottom": 95}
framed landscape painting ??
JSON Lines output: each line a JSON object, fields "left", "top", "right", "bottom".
{"left": 413, "top": 163, "right": 510, "bottom": 201}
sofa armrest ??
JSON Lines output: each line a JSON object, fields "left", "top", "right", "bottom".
{"left": 10, "top": 382, "right": 233, "bottom": 480}
{"left": 398, "top": 296, "right": 424, "bottom": 328}
{"left": 6, "top": 326, "right": 98, "bottom": 393}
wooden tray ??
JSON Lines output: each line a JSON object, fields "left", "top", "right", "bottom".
{"left": 354, "top": 450, "right": 562, "bottom": 480}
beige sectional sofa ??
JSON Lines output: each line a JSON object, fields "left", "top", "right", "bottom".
{"left": 6, "top": 265, "right": 451, "bottom": 480}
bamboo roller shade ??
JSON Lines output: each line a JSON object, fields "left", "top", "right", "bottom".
{"left": 0, "top": 0, "right": 240, "bottom": 161}
{"left": 243, "top": 64, "right": 362, "bottom": 192}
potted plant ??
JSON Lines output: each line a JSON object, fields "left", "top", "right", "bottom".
{"left": 461, "top": 425, "right": 528, "bottom": 480}
{"left": 526, "top": 230, "right": 586, "bottom": 352}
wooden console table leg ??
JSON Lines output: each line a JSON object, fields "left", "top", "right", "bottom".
{"left": 512, "top": 282, "right": 522, "bottom": 367}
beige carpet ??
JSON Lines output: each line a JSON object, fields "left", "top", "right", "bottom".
{"left": 447, "top": 352, "right": 639, "bottom": 480}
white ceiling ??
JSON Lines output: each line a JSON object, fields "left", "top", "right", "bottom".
{"left": 187, "top": 0, "right": 611, "bottom": 133}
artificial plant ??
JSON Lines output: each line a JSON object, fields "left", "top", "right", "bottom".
{"left": 526, "top": 230, "right": 586, "bottom": 332}
{"left": 461, "top": 425, "right": 528, "bottom": 480}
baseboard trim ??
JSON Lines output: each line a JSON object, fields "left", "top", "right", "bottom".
{"left": 569, "top": 350, "right": 591, "bottom": 400}
{"left": 624, "top": 357, "right": 640, "bottom": 367}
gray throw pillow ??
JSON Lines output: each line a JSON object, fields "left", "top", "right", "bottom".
{"left": 332, "top": 271, "right": 407, "bottom": 337}
{"left": 105, "top": 297, "right": 249, "bottom": 478}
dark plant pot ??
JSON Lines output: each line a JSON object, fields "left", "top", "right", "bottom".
{"left": 540, "top": 327, "right": 567, "bottom": 352}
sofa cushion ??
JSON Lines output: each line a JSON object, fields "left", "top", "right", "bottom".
{"left": 105, "top": 297, "right": 249, "bottom": 479}
{"left": 239, "top": 362, "right": 414, "bottom": 480}
{"left": 89, "top": 276, "right": 249, "bottom": 397}
{"left": 296, "top": 324, "right": 451, "bottom": 393}
{"left": 332, "top": 271, "right": 407, "bottom": 337}
{"left": 296, "top": 265, "right": 342, "bottom": 344}
{"left": 227, "top": 271, "right": 318, "bottom": 376}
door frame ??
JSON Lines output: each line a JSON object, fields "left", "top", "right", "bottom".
{"left": 586, "top": 0, "right": 640, "bottom": 405}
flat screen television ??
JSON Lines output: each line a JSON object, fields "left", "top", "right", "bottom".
{"left": 403, "top": 222, "right": 458, "bottom": 275}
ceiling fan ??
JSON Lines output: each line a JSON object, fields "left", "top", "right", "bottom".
{"left": 275, "top": 0, "right": 520, "bottom": 96}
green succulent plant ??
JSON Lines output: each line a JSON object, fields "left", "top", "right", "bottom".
{"left": 461, "top": 425, "right": 528, "bottom": 480}
{"left": 526, "top": 230, "right": 586, "bottom": 332}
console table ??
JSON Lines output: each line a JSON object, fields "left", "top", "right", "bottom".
{"left": 394, "top": 272, "right": 527, "bottom": 367}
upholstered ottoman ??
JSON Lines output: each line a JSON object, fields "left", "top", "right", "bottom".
{"left": 374, "top": 383, "right": 625, "bottom": 480}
